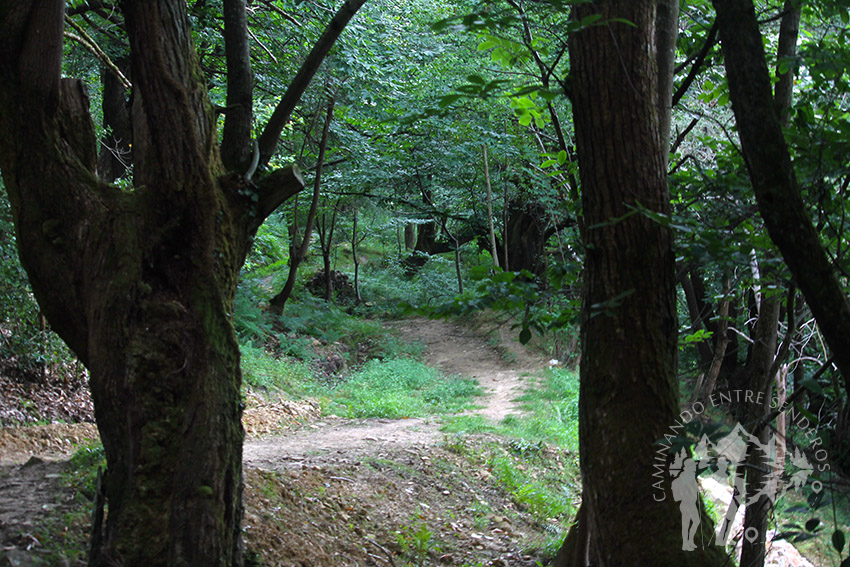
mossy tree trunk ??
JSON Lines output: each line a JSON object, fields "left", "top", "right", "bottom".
{"left": 555, "top": 1, "right": 725, "bottom": 565}
{"left": 0, "top": 0, "right": 366, "bottom": 564}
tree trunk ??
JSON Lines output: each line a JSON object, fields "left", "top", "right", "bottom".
{"left": 739, "top": 292, "right": 780, "bottom": 567}
{"left": 712, "top": 0, "right": 850, "bottom": 385}
{"left": 694, "top": 278, "right": 731, "bottom": 404}
{"left": 352, "top": 208, "right": 362, "bottom": 303}
{"left": 482, "top": 145, "right": 500, "bottom": 268}
{"left": 503, "top": 201, "right": 547, "bottom": 278}
{"left": 560, "top": 2, "right": 724, "bottom": 565}
{"left": 269, "top": 98, "right": 335, "bottom": 313}
{"left": 678, "top": 267, "right": 716, "bottom": 369}
{"left": 318, "top": 205, "right": 339, "bottom": 301}
{"left": 404, "top": 223, "right": 416, "bottom": 250}
{"left": 0, "top": 2, "right": 326, "bottom": 564}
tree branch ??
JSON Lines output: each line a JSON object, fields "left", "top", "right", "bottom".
{"left": 221, "top": 0, "right": 254, "bottom": 171}
{"left": 257, "top": 0, "right": 367, "bottom": 167}
{"left": 713, "top": 0, "right": 850, "bottom": 386}
{"left": 672, "top": 20, "right": 718, "bottom": 107}
{"left": 250, "top": 165, "right": 305, "bottom": 232}
{"left": 64, "top": 15, "right": 131, "bottom": 89}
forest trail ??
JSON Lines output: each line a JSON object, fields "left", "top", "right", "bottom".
{"left": 243, "top": 316, "right": 547, "bottom": 468}
{"left": 0, "top": 317, "right": 557, "bottom": 567}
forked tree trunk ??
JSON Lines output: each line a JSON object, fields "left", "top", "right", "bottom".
{"left": 0, "top": 1, "right": 330, "bottom": 565}
{"left": 557, "top": 2, "right": 724, "bottom": 565}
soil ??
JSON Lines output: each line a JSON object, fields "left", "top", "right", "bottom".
{"left": 0, "top": 316, "right": 557, "bottom": 567}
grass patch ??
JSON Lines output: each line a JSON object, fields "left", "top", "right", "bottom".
{"left": 240, "top": 343, "right": 316, "bottom": 394}
{"left": 440, "top": 367, "right": 581, "bottom": 562}
{"left": 441, "top": 414, "right": 497, "bottom": 435}
{"left": 505, "top": 368, "right": 579, "bottom": 451}
{"left": 325, "top": 358, "right": 481, "bottom": 419}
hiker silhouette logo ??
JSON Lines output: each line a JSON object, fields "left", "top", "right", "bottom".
{"left": 653, "top": 392, "right": 829, "bottom": 551}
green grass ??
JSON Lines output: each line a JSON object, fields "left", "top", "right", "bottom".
{"left": 240, "top": 343, "right": 316, "bottom": 393}
{"left": 325, "top": 358, "right": 482, "bottom": 419}
{"left": 438, "top": 367, "right": 581, "bottom": 562}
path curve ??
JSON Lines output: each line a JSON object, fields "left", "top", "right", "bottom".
{"left": 243, "top": 317, "right": 546, "bottom": 468}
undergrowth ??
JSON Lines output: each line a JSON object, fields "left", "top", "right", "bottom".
{"left": 32, "top": 441, "right": 105, "bottom": 566}
{"left": 441, "top": 367, "right": 581, "bottom": 560}
{"left": 325, "top": 358, "right": 481, "bottom": 419}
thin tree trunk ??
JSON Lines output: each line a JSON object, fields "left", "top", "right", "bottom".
{"left": 694, "top": 278, "right": 732, "bottom": 404}
{"left": 352, "top": 207, "right": 362, "bottom": 303}
{"left": 679, "top": 267, "right": 718, "bottom": 368}
{"left": 740, "top": 291, "right": 780, "bottom": 567}
{"left": 318, "top": 203, "right": 339, "bottom": 301}
{"left": 502, "top": 165, "right": 510, "bottom": 270}
{"left": 482, "top": 145, "right": 500, "bottom": 268}
{"left": 269, "top": 98, "right": 335, "bottom": 313}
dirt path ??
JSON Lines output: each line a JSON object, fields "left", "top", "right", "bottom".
{"left": 243, "top": 316, "right": 546, "bottom": 468}
{"left": 1, "top": 317, "right": 555, "bottom": 567}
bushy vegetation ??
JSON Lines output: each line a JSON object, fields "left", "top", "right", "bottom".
{"left": 325, "top": 358, "right": 481, "bottom": 419}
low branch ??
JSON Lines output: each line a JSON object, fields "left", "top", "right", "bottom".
{"left": 256, "top": 0, "right": 302, "bottom": 26}
{"left": 672, "top": 20, "right": 718, "bottom": 107}
{"left": 250, "top": 165, "right": 305, "bottom": 232}
{"left": 64, "top": 15, "right": 131, "bottom": 89}
{"left": 257, "top": 0, "right": 367, "bottom": 167}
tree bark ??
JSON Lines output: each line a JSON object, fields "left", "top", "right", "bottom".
{"left": 560, "top": 2, "right": 724, "bottom": 565}
{"left": 0, "top": 2, "right": 316, "bottom": 565}
{"left": 712, "top": 0, "right": 850, "bottom": 386}
{"left": 739, "top": 291, "right": 780, "bottom": 567}
{"left": 352, "top": 207, "right": 362, "bottom": 303}
{"left": 221, "top": 0, "right": 254, "bottom": 171}
{"left": 318, "top": 204, "right": 339, "bottom": 301}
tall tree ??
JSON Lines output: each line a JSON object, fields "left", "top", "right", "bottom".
{"left": 712, "top": 0, "right": 850, "bottom": 385}
{"left": 556, "top": 1, "right": 724, "bottom": 565}
{"left": 0, "top": 1, "right": 364, "bottom": 565}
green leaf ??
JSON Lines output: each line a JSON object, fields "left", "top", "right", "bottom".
{"left": 580, "top": 14, "right": 603, "bottom": 27}
{"left": 519, "top": 327, "right": 532, "bottom": 345}
{"left": 438, "top": 94, "right": 463, "bottom": 108}
{"left": 557, "top": 150, "right": 568, "bottom": 165}
{"left": 805, "top": 518, "right": 821, "bottom": 532}
{"left": 833, "top": 530, "right": 846, "bottom": 553}
{"left": 518, "top": 113, "right": 532, "bottom": 127}
{"left": 608, "top": 17, "right": 638, "bottom": 28}
{"left": 477, "top": 39, "right": 498, "bottom": 51}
